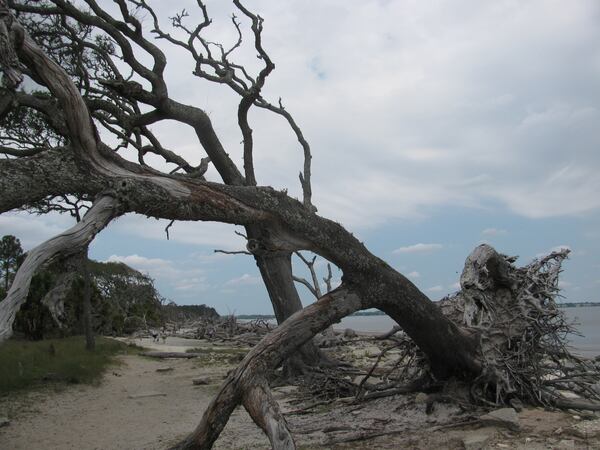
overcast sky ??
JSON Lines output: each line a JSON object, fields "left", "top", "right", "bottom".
{"left": 2, "top": 0, "right": 599, "bottom": 314}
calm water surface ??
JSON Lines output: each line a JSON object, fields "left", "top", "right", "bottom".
{"left": 332, "top": 306, "right": 600, "bottom": 357}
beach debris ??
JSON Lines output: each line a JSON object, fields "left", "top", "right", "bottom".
{"left": 567, "top": 418, "right": 600, "bottom": 438}
{"left": 556, "top": 439, "right": 576, "bottom": 449}
{"left": 0, "top": 417, "right": 9, "bottom": 427}
{"left": 479, "top": 408, "right": 520, "bottom": 431}
{"left": 192, "top": 377, "right": 211, "bottom": 386}
{"left": 156, "top": 367, "right": 174, "bottom": 373}
{"left": 509, "top": 398, "right": 523, "bottom": 412}
{"left": 415, "top": 392, "right": 429, "bottom": 404}
{"left": 343, "top": 328, "right": 357, "bottom": 339}
{"left": 128, "top": 392, "right": 167, "bottom": 399}
{"left": 462, "top": 431, "right": 493, "bottom": 450}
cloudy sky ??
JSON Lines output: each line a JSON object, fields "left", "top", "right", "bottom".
{"left": 2, "top": 0, "right": 599, "bottom": 314}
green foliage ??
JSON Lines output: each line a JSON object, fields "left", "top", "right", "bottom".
{"left": 90, "top": 260, "right": 165, "bottom": 334}
{"left": 0, "top": 234, "right": 24, "bottom": 294}
{"left": 163, "top": 302, "right": 219, "bottom": 323}
{"left": 14, "top": 271, "right": 55, "bottom": 340}
{"left": 3, "top": 234, "right": 166, "bottom": 338}
{"left": 0, "top": 336, "right": 141, "bottom": 395}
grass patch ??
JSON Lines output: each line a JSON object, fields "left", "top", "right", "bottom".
{"left": 0, "top": 336, "right": 141, "bottom": 395}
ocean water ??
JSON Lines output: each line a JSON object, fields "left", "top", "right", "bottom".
{"left": 332, "top": 306, "right": 600, "bottom": 357}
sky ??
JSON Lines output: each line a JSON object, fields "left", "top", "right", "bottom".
{"left": 2, "top": 0, "right": 600, "bottom": 314}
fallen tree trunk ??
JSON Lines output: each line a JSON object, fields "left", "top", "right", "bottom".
{"left": 172, "top": 286, "right": 363, "bottom": 450}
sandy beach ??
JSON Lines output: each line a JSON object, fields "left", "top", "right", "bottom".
{"left": 2, "top": 336, "right": 600, "bottom": 449}
{"left": 0, "top": 337, "right": 271, "bottom": 449}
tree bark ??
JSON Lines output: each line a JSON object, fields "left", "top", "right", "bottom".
{"left": 252, "top": 250, "right": 323, "bottom": 372}
{"left": 81, "top": 248, "right": 95, "bottom": 351}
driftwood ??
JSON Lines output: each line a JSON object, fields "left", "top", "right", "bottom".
{"left": 375, "top": 325, "right": 402, "bottom": 340}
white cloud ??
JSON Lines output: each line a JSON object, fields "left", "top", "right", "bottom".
{"left": 225, "top": 273, "right": 261, "bottom": 286}
{"left": 109, "top": 215, "right": 246, "bottom": 250}
{"left": 558, "top": 280, "right": 572, "bottom": 289}
{"left": 519, "top": 104, "right": 596, "bottom": 130}
{"left": 407, "top": 271, "right": 420, "bottom": 278}
{"left": 106, "top": 254, "right": 208, "bottom": 294}
{"left": 0, "top": 212, "right": 74, "bottom": 249}
{"left": 449, "top": 282, "right": 461, "bottom": 291}
{"left": 426, "top": 285, "right": 444, "bottom": 293}
{"left": 140, "top": 1, "right": 600, "bottom": 228}
{"left": 481, "top": 228, "right": 507, "bottom": 236}
{"left": 107, "top": 254, "right": 172, "bottom": 273}
{"left": 393, "top": 243, "right": 443, "bottom": 254}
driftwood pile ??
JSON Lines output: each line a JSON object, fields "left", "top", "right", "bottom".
{"left": 136, "top": 245, "right": 599, "bottom": 416}
{"left": 156, "top": 315, "right": 275, "bottom": 347}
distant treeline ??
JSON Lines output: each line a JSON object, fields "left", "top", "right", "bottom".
{"left": 236, "top": 314, "right": 276, "bottom": 320}
{"left": 162, "top": 303, "right": 219, "bottom": 322}
{"left": 559, "top": 302, "right": 600, "bottom": 308}
{"left": 237, "top": 310, "right": 386, "bottom": 320}
{"left": 236, "top": 303, "right": 600, "bottom": 320}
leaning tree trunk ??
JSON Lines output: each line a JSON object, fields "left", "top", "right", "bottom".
{"left": 81, "top": 248, "right": 95, "bottom": 351}
{"left": 252, "top": 249, "right": 324, "bottom": 374}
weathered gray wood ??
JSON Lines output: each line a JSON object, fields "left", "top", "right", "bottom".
{"left": 172, "top": 287, "right": 362, "bottom": 449}
{"left": 243, "top": 380, "right": 295, "bottom": 450}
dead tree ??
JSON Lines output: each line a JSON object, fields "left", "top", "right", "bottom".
{"left": 0, "top": 2, "right": 596, "bottom": 449}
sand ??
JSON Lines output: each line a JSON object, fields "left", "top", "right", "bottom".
{"left": 0, "top": 338, "right": 268, "bottom": 449}
{"left": 2, "top": 337, "right": 599, "bottom": 449}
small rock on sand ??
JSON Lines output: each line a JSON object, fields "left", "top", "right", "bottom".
{"left": 479, "top": 408, "right": 520, "bottom": 431}
{"left": 192, "top": 377, "right": 210, "bottom": 385}
{"left": 0, "top": 417, "right": 10, "bottom": 428}
{"left": 343, "top": 328, "right": 357, "bottom": 338}
{"left": 156, "top": 367, "right": 174, "bottom": 373}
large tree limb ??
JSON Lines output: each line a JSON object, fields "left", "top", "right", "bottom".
{"left": 242, "top": 380, "right": 295, "bottom": 450}
{"left": 0, "top": 147, "right": 104, "bottom": 213}
{"left": 0, "top": 195, "right": 121, "bottom": 341}
{"left": 173, "top": 286, "right": 362, "bottom": 449}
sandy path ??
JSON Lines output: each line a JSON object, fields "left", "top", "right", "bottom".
{"left": 0, "top": 338, "right": 268, "bottom": 450}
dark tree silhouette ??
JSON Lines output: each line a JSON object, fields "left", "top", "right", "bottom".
{"left": 0, "top": 234, "right": 23, "bottom": 294}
